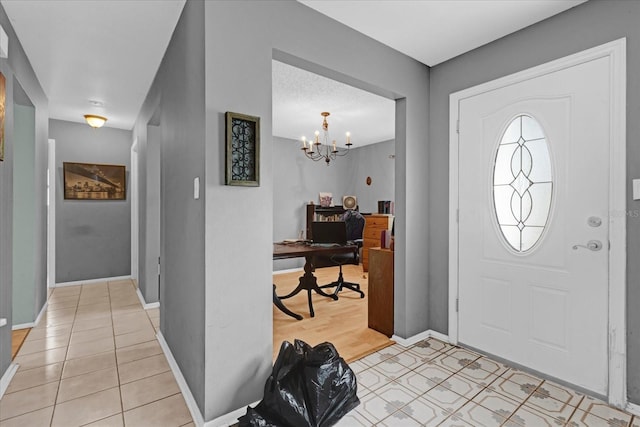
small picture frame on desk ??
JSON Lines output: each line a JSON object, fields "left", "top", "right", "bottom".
{"left": 225, "top": 111, "right": 260, "bottom": 187}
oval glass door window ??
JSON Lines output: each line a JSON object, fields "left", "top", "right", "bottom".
{"left": 493, "top": 115, "right": 553, "bottom": 252}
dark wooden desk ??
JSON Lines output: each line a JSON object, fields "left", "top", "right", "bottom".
{"left": 273, "top": 242, "right": 358, "bottom": 319}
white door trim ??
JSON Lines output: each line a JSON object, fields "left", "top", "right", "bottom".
{"left": 448, "top": 38, "right": 626, "bottom": 406}
{"left": 131, "top": 139, "right": 139, "bottom": 283}
{"left": 47, "top": 139, "right": 56, "bottom": 289}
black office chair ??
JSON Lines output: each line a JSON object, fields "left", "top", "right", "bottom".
{"left": 319, "top": 210, "right": 365, "bottom": 298}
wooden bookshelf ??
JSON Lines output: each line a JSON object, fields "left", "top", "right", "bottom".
{"left": 305, "top": 204, "right": 346, "bottom": 240}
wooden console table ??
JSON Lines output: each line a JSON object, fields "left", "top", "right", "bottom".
{"left": 368, "top": 247, "right": 394, "bottom": 337}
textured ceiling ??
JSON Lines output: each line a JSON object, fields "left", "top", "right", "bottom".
{"left": 272, "top": 60, "right": 395, "bottom": 147}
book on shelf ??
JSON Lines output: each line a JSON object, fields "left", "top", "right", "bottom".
{"left": 314, "top": 213, "right": 342, "bottom": 222}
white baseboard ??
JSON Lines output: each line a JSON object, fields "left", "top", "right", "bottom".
{"left": 426, "top": 330, "right": 450, "bottom": 343}
{"left": 12, "top": 322, "right": 35, "bottom": 330}
{"left": 0, "top": 363, "right": 18, "bottom": 399}
{"left": 136, "top": 288, "right": 160, "bottom": 310}
{"left": 54, "top": 275, "right": 132, "bottom": 288}
{"left": 156, "top": 331, "right": 205, "bottom": 427}
{"left": 272, "top": 267, "right": 303, "bottom": 275}
{"left": 627, "top": 401, "right": 640, "bottom": 416}
{"left": 156, "top": 332, "right": 258, "bottom": 427}
{"left": 392, "top": 329, "right": 450, "bottom": 347}
{"left": 12, "top": 301, "right": 48, "bottom": 330}
{"left": 35, "top": 301, "right": 48, "bottom": 326}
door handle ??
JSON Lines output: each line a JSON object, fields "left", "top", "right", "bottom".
{"left": 572, "top": 240, "right": 603, "bottom": 251}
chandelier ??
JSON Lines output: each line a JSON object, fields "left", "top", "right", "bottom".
{"left": 300, "top": 112, "right": 352, "bottom": 165}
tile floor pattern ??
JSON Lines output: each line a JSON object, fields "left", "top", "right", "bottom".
{"left": 336, "top": 338, "right": 639, "bottom": 426}
{"left": 2, "top": 282, "right": 638, "bottom": 427}
{"left": 0, "top": 280, "right": 193, "bottom": 427}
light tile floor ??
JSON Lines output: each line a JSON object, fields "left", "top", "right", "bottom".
{"left": 3, "top": 281, "right": 638, "bottom": 427}
{"left": 336, "top": 338, "right": 639, "bottom": 426}
{"left": 0, "top": 280, "right": 193, "bottom": 427}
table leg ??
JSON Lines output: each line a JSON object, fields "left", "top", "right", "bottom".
{"left": 276, "top": 256, "right": 337, "bottom": 317}
{"left": 273, "top": 285, "right": 303, "bottom": 320}
{"left": 307, "top": 290, "right": 314, "bottom": 318}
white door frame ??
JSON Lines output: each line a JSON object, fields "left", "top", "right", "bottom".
{"left": 448, "top": 39, "right": 627, "bottom": 406}
{"left": 47, "top": 138, "right": 55, "bottom": 289}
{"left": 131, "top": 139, "right": 139, "bottom": 283}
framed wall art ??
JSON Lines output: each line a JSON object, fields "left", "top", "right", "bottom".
{"left": 225, "top": 111, "right": 260, "bottom": 187}
{"left": 63, "top": 162, "right": 126, "bottom": 200}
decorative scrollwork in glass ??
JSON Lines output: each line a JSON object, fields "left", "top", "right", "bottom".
{"left": 225, "top": 112, "right": 260, "bottom": 186}
{"left": 230, "top": 118, "right": 256, "bottom": 181}
{"left": 493, "top": 115, "right": 552, "bottom": 252}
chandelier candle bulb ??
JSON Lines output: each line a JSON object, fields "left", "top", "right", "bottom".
{"left": 332, "top": 140, "right": 337, "bottom": 152}
{"left": 301, "top": 136, "right": 307, "bottom": 149}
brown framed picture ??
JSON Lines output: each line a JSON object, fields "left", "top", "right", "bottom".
{"left": 63, "top": 162, "right": 126, "bottom": 200}
{"left": 225, "top": 111, "right": 260, "bottom": 187}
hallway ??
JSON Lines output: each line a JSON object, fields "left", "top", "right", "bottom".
{"left": 0, "top": 280, "right": 193, "bottom": 426}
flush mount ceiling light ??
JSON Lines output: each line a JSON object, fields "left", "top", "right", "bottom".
{"left": 84, "top": 114, "right": 107, "bottom": 129}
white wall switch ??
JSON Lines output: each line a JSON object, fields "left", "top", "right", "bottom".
{"left": 194, "top": 177, "right": 200, "bottom": 200}
{"left": 633, "top": 179, "right": 640, "bottom": 200}
{"left": 0, "top": 318, "right": 7, "bottom": 328}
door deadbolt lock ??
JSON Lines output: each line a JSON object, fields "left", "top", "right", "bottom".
{"left": 572, "top": 240, "right": 603, "bottom": 251}
{"left": 587, "top": 216, "right": 603, "bottom": 227}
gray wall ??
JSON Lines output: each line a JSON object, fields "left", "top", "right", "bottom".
{"left": 133, "top": 0, "right": 206, "bottom": 414}
{"left": 50, "top": 119, "right": 132, "bottom": 283}
{"left": 12, "top": 103, "right": 36, "bottom": 325}
{"left": 428, "top": 0, "right": 640, "bottom": 403}
{"left": 347, "top": 139, "right": 395, "bottom": 215}
{"left": 272, "top": 136, "right": 395, "bottom": 270}
{"left": 0, "top": 2, "right": 49, "bottom": 379}
{"left": 273, "top": 135, "right": 342, "bottom": 271}
{"left": 202, "top": 1, "right": 428, "bottom": 421}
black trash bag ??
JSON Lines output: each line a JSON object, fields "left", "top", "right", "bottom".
{"left": 238, "top": 339, "right": 360, "bottom": 427}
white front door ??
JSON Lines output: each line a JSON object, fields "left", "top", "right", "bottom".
{"left": 456, "top": 55, "right": 611, "bottom": 395}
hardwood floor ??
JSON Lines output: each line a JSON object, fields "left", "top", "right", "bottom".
{"left": 273, "top": 263, "right": 393, "bottom": 363}
{"left": 10, "top": 328, "right": 30, "bottom": 360}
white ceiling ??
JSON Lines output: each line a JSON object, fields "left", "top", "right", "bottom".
{"left": 1, "top": 0, "right": 585, "bottom": 139}
{"left": 1, "top": 0, "right": 186, "bottom": 130}
{"left": 300, "top": 0, "right": 587, "bottom": 67}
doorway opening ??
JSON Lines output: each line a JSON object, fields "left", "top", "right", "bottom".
{"left": 271, "top": 55, "right": 397, "bottom": 361}
{"left": 133, "top": 106, "right": 162, "bottom": 310}
{"left": 12, "top": 77, "right": 39, "bottom": 328}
